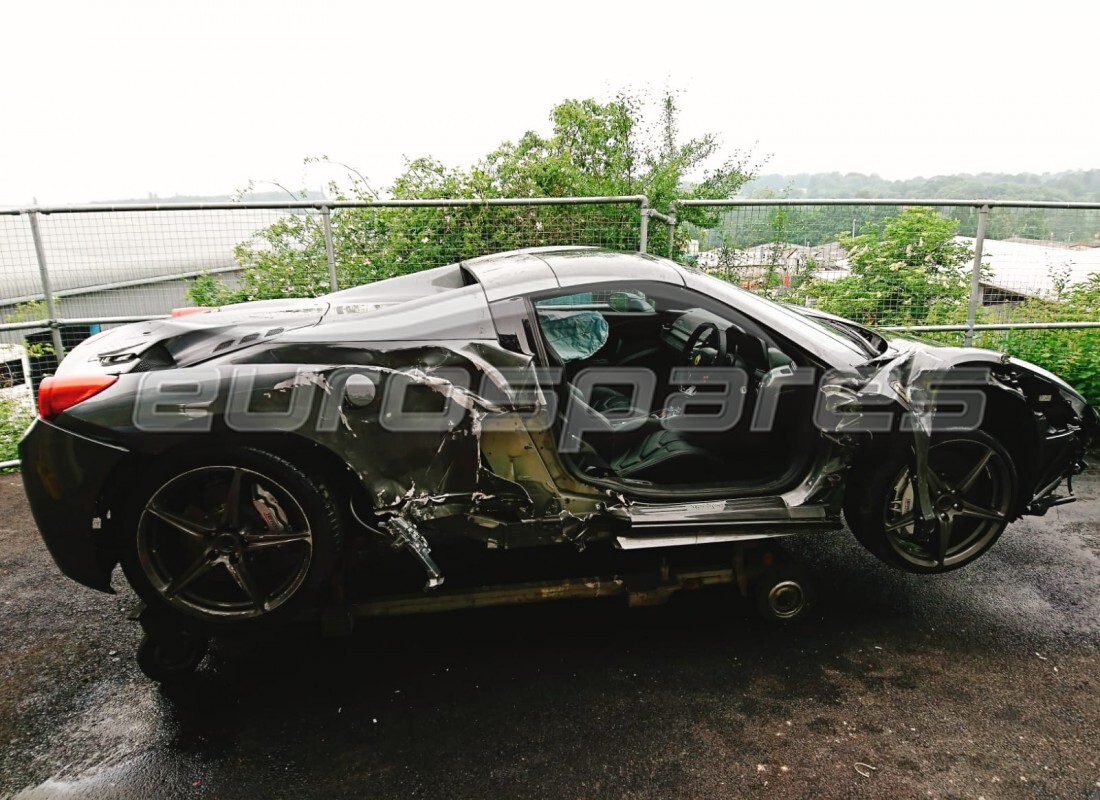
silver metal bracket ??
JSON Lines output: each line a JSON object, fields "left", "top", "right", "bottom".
{"left": 380, "top": 516, "right": 445, "bottom": 590}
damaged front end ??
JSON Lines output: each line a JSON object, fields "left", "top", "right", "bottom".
{"left": 828, "top": 338, "right": 1096, "bottom": 571}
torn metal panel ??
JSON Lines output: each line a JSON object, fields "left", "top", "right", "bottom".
{"left": 379, "top": 516, "right": 444, "bottom": 590}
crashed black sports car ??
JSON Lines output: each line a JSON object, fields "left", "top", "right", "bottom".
{"left": 21, "top": 247, "right": 1098, "bottom": 675}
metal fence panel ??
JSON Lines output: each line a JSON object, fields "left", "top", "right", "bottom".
{"left": 312, "top": 200, "right": 644, "bottom": 294}
{"left": 965, "top": 205, "right": 1100, "bottom": 307}
{"left": 679, "top": 202, "right": 906, "bottom": 306}
{"left": 675, "top": 199, "right": 1100, "bottom": 407}
{"left": 675, "top": 199, "right": 1100, "bottom": 330}
{"left": 1, "top": 198, "right": 646, "bottom": 331}
{"left": 3, "top": 207, "right": 310, "bottom": 329}
{"left": 5, "top": 196, "right": 1100, "bottom": 344}
{"left": 2, "top": 195, "right": 1099, "bottom": 395}
{"left": 0, "top": 212, "right": 41, "bottom": 304}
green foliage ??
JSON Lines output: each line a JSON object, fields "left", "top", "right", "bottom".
{"left": 797, "top": 208, "right": 973, "bottom": 326}
{"left": 186, "top": 274, "right": 234, "bottom": 307}
{"left": 231, "top": 215, "right": 335, "bottom": 300}
{"left": 791, "top": 210, "right": 1100, "bottom": 403}
{"left": 23, "top": 342, "right": 55, "bottom": 359}
{"left": 8, "top": 301, "right": 57, "bottom": 358}
{"left": 974, "top": 276, "right": 1100, "bottom": 404}
{"left": 7, "top": 300, "right": 49, "bottom": 323}
{"left": 189, "top": 92, "right": 759, "bottom": 305}
{"left": 0, "top": 394, "right": 33, "bottom": 467}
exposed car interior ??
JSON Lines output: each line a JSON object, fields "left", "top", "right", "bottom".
{"left": 529, "top": 283, "right": 821, "bottom": 491}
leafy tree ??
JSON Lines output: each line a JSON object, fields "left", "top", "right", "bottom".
{"left": 191, "top": 92, "right": 759, "bottom": 305}
{"left": 796, "top": 208, "right": 974, "bottom": 326}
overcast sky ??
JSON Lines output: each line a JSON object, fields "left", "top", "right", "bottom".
{"left": 1, "top": 0, "right": 1096, "bottom": 205}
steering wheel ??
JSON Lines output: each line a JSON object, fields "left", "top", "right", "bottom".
{"left": 682, "top": 321, "right": 728, "bottom": 366}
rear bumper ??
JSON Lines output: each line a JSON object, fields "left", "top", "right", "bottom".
{"left": 19, "top": 418, "right": 129, "bottom": 593}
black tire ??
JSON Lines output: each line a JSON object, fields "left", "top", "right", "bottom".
{"left": 844, "top": 430, "right": 1017, "bottom": 574}
{"left": 120, "top": 447, "right": 343, "bottom": 629}
{"left": 136, "top": 631, "right": 209, "bottom": 683}
{"left": 753, "top": 563, "right": 815, "bottom": 624}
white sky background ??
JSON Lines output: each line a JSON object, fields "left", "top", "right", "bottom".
{"left": 1, "top": 0, "right": 1096, "bottom": 205}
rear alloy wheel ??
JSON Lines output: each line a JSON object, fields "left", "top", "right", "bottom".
{"left": 123, "top": 449, "right": 341, "bottom": 625}
{"left": 846, "top": 431, "right": 1017, "bottom": 573}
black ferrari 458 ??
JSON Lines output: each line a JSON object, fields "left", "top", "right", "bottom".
{"left": 20, "top": 247, "right": 1097, "bottom": 679}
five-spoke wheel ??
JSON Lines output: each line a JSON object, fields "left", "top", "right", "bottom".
{"left": 846, "top": 431, "right": 1017, "bottom": 573}
{"left": 122, "top": 448, "right": 341, "bottom": 625}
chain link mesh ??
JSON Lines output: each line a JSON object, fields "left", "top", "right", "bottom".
{"left": 1, "top": 202, "right": 641, "bottom": 323}
{"left": 0, "top": 200, "right": 638, "bottom": 398}
{"left": 3, "top": 199, "right": 1099, "bottom": 400}
{"left": 680, "top": 202, "right": 1100, "bottom": 325}
{"left": 681, "top": 201, "right": 1100, "bottom": 404}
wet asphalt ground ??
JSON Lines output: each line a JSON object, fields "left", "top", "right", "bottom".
{"left": 1, "top": 471, "right": 1098, "bottom": 800}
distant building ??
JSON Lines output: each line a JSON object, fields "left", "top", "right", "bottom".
{"left": 0, "top": 211, "right": 265, "bottom": 330}
{"left": 957, "top": 237, "right": 1100, "bottom": 303}
{"left": 696, "top": 241, "right": 848, "bottom": 292}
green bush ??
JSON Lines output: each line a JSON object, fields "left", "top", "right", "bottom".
{"left": 842, "top": 282, "right": 1100, "bottom": 406}
{"left": 0, "top": 394, "right": 33, "bottom": 468}
{"left": 907, "top": 326, "right": 1099, "bottom": 406}
{"left": 995, "top": 328, "right": 1100, "bottom": 405}
{"left": 974, "top": 276, "right": 1100, "bottom": 405}
{"left": 796, "top": 208, "right": 973, "bottom": 327}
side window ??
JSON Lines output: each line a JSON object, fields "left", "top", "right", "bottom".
{"left": 530, "top": 281, "right": 791, "bottom": 375}
{"left": 534, "top": 290, "right": 657, "bottom": 364}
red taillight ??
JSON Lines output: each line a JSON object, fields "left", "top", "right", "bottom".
{"left": 37, "top": 375, "right": 118, "bottom": 420}
{"left": 171, "top": 306, "right": 209, "bottom": 317}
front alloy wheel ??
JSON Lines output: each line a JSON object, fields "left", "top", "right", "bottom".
{"left": 846, "top": 431, "right": 1017, "bottom": 573}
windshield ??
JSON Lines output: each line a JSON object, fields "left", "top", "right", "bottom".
{"left": 678, "top": 267, "right": 873, "bottom": 365}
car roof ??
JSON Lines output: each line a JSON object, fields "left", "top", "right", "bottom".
{"left": 300, "top": 248, "right": 689, "bottom": 343}
{"left": 461, "top": 247, "right": 686, "bottom": 301}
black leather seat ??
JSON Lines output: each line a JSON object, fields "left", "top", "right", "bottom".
{"left": 561, "top": 384, "right": 729, "bottom": 485}
{"left": 588, "top": 385, "right": 638, "bottom": 415}
{"left": 541, "top": 314, "right": 734, "bottom": 485}
{"left": 609, "top": 428, "right": 729, "bottom": 484}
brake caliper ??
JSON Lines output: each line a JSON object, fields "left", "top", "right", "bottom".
{"left": 252, "top": 485, "right": 290, "bottom": 532}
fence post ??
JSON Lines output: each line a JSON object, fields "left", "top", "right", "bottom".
{"left": 26, "top": 211, "right": 65, "bottom": 360}
{"left": 320, "top": 204, "right": 339, "bottom": 291}
{"left": 638, "top": 199, "right": 649, "bottom": 254}
{"left": 667, "top": 212, "right": 677, "bottom": 259}
{"left": 964, "top": 203, "right": 989, "bottom": 347}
